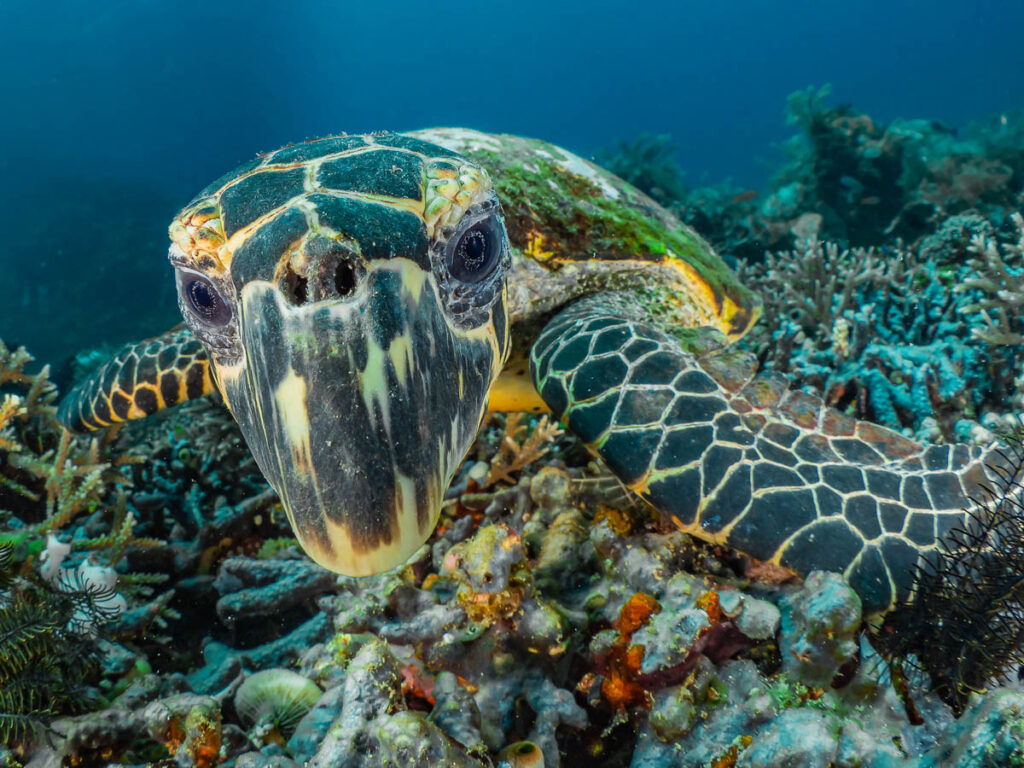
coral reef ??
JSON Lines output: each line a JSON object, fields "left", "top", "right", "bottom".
{"left": 5, "top": 92, "right": 1024, "bottom": 765}
{"left": 600, "top": 86, "right": 1024, "bottom": 261}
{"left": 0, "top": 341, "right": 143, "bottom": 746}
{"left": 0, "top": 341, "right": 287, "bottom": 757}
{"left": 5, "top": 326, "right": 1024, "bottom": 766}
{"left": 768, "top": 88, "right": 1024, "bottom": 250}
{"left": 735, "top": 213, "right": 1024, "bottom": 442}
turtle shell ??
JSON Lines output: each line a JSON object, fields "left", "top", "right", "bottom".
{"left": 411, "top": 128, "right": 760, "bottom": 340}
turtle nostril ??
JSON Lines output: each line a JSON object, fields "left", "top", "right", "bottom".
{"left": 280, "top": 263, "right": 309, "bottom": 306}
{"left": 334, "top": 262, "right": 358, "bottom": 297}
{"left": 279, "top": 238, "right": 361, "bottom": 304}
{"left": 293, "top": 276, "right": 308, "bottom": 304}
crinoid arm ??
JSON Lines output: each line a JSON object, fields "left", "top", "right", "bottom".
{"left": 875, "top": 428, "right": 1024, "bottom": 715}
{"left": 530, "top": 292, "right": 1001, "bottom": 616}
{"left": 57, "top": 327, "right": 216, "bottom": 432}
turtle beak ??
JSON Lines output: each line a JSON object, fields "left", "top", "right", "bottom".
{"left": 217, "top": 259, "right": 504, "bottom": 576}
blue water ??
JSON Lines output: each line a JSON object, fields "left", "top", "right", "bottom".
{"left": 1, "top": 0, "right": 1022, "bottom": 362}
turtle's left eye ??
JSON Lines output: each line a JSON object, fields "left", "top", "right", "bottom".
{"left": 176, "top": 270, "right": 232, "bottom": 326}
{"left": 446, "top": 214, "right": 503, "bottom": 283}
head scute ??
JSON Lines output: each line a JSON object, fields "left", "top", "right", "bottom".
{"left": 423, "top": 159, "right": 492, "bottom": 238}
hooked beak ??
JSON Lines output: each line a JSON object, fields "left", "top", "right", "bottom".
{"left": 218, "top": 259, "right": 501, "bottom": 576}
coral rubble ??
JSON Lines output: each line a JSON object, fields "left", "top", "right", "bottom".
{"left": 6, "top": 321, "right": 1024, "bottom": 766}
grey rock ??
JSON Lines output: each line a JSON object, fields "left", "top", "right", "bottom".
{"left": 287, "top": 684, "right": 345, "bottom": 761}
{"left": 734, "top": 596, "right": 781, "bottom": 640}
{"left": 214, "top": 556, "right": 337, "bottom": 626}
{"left": 233, "top": 753, "right": 300, "bottom": 768}
{"left": 919, "top": 685, "right": 1024, "bottom": 767}
{"left": 634, "top": 608, "right": 709, "bottom": 675}
{"left": 377, "top": 711, "right": 485, "bottom": 767}
{"left": 522, "top": 673, "right": 588, "bottom": 768}
{"left": 779, "top": 571, "right": 861, "bottom": 686}
{"left": 430, "top": 671, "right": 485, "bottom": 752}
{"left": 309, "top": 639, "right": 404, "bottom": 768}
{"left": 98, "top": 639, "right": 137, "bottom": 677}
{"left": 738, "top": 708, "right": 836, "bottom": 768}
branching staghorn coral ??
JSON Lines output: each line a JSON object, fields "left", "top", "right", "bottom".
{"left": 739, "top": 224, "right": 1024, "bottom": 441}
{"left": 484, "top": 413, "right": 565, "bottom": 488}
{"left": 958, "top": 212, "right": 1024, "bottom": 345}
{"left": 0, "top": 348, "right": 152, "bottom": 583}
{"left": 1, "top": 341, "right": 139, "bottom": 538}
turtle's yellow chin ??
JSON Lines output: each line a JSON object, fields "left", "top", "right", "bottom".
{"left": 215, "top": 260, "right": 504, "bottom": 576}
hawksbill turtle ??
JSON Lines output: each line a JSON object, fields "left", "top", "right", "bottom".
{"left": 58, "top": 129, "right": 997, "bottom": 615}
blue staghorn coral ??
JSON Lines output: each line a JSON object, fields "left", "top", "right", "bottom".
{"left": 739, "top": 213, "right": 1024, "bottom": 443}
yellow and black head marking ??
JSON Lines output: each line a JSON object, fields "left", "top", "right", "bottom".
{"left": 167, "top": 133, "right": 511, "bottom": 576}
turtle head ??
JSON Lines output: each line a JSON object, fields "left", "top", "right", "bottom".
{"left": 168, "top": 135, "right": 511, "bottom": 575}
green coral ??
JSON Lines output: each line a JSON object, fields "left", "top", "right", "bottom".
{"left": 0, "top": 344, "right": 162, "bottom": 583}
{"left": 234, "top": 668, "right": 322, "bottom": 739}
{"left": 0, "top": 340, "right": 140, "bottom": 550}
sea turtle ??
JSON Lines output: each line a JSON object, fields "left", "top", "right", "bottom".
{"left": 58, "top": 129, "right": 996, "bottom": 615}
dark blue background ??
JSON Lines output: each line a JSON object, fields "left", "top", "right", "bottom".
{"left": 1, "top": 0, "right": 1022, "bottom": 361}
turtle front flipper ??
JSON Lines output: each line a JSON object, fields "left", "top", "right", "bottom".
{"left": 57, "top": 327, "right": 217, "bottom": 432}
{"left": 531, "top": 293, "right": 997, "bottom": 615}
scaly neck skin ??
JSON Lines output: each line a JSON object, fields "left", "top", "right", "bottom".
{"left": 489, "top": 347, "right": 550, "bottom": 414}
{"left": 490, "top": 289, "right": 689, "bottom": 417}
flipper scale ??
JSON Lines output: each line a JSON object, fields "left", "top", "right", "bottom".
{"left": 530, "top": 293, "right": 999, "bottom": 614}
{"left": 57, "top": 328, "right": 216, "bottom": 432}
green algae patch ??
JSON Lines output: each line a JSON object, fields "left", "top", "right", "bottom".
{"left": 472, "top": 145, "right": 690, "bottom": 261}
{"left": 462, "top": 135, "right": 760, "bottom": 335}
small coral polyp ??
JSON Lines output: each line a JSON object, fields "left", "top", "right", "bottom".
{"left": 234, "top": 668, "right": 323, "bottom": 739}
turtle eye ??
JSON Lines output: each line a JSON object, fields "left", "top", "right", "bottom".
{"left": 176, "top": 270, "right": 232, "bottom": 326}
{"left": 446, "top": 214, "right": 503, "bottom": 283}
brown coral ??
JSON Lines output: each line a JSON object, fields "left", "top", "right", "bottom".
{"left": 484, "top": 414, "right": 564, "bottom": 488}
{"left": 142, "top": 695, "right": 222, "bottom": 768}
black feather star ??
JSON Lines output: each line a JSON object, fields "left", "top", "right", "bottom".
{"left": 0, "top": 541, "right": 105, "bottom": 746}
{"left": 877, "top": 428, "right": 1024, "bottom": 716}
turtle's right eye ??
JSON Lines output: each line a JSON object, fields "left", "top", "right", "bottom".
{"left": 176, "top": 271, "right": 232, "bottom": 326}
{"left": 445, "top": 213, "right": 505, "bottom": 284}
